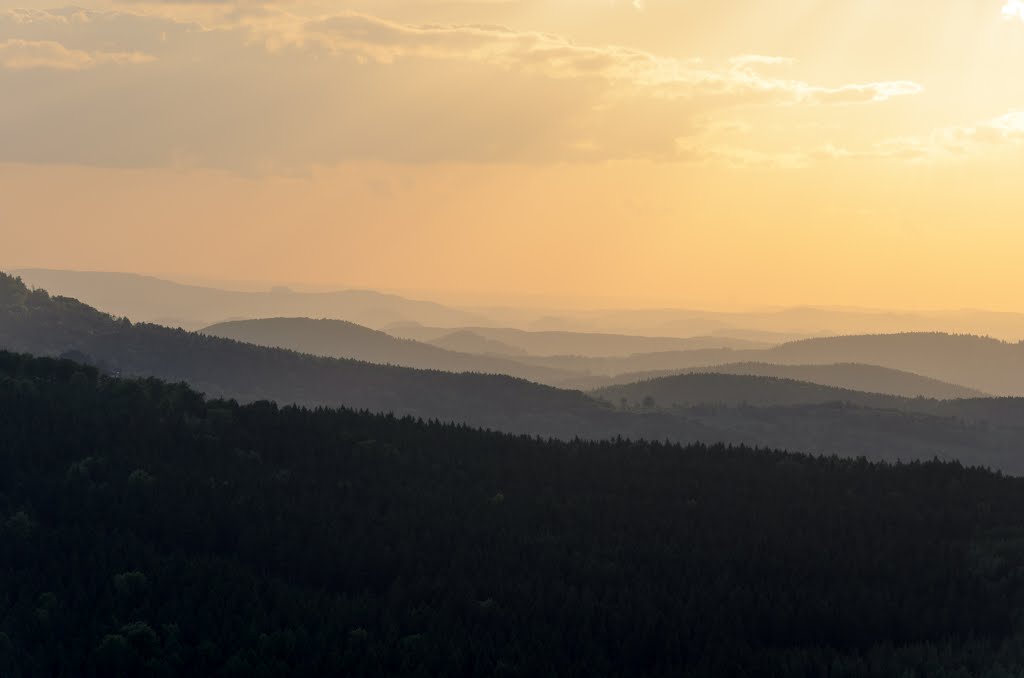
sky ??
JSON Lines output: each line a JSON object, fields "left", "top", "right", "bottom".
{"left": 1, "top": 0, "right": 1023, "bottom": 311}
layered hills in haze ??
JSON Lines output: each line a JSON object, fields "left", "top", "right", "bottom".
{"left": 389, "top": 324, "right": 774, "bottom": 356}
{"left": 521, "top": 335, "right": 1024, "bottom": 397}
{"left": 201, "top": 318, "right": 576, "bottom": 386}
{"left": 17, "top": 268, "right": 1024, "bottom": 342}
{"left": 3, "top": 271, "right": 1024, "bottom": 473}
{"left": 204, "top": 315, "right": 1003, "bottom": 399}
{"left": 0, "top": 272, "right": 707, "bottom": 442}
{"left": 13, "top": 269, "right": 486, "bottom": 330}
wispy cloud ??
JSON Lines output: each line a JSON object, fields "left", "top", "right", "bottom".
{"left": 0, "top": 7, "right": 925, "bottom": 172}
{"left": 299, "top": 12, "right": 922, "bottom": 106}
{"left": 0, "top": 38, "right": 154, "bottom": 70}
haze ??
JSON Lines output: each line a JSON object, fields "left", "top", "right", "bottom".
{"left": 3, "top": 0, "right": 1024, "bottom": 312}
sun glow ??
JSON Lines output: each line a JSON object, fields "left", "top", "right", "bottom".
{"left": 1003, "top": 0, "right": 1024, "bottom": 21}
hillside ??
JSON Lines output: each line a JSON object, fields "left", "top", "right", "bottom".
{"left": 425, "top": 329, "right": 528, "bottom": 356}
{"left": 201, "top": 318, "right": 575, "bottom": 385}
{"left": 594, "top": 372, "right": 1024, "bottom": 471}
{"left": 597, "top": 371, "right": 1024, "bottom": 428}
{"left": 6, "top": 351, "right": 1024, "bottom": 675}
{"left": 596, "top": 373, "right": 915, "bottom": 410}
{"left": 14, "top": 268, "right": 487, "bottom": 330}
{"left": 584, "top": 362, "right": 985, "bottom": 399}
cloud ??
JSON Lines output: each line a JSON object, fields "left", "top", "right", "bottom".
{"left": 297, "top": 12, "right": 922, "bottom": 107}
{"left": 936, "top": 111, "right": 1024, "bottom": 151}
{"left": 811, "top": 112, "right": 1024, "bottom": 165}
{"left": 804, "top": 81, "right": 923, "bottom": 104}
{"left": 0, "top": 6, "right": 925, "bottom": 173}
{"left": 0, "top": 38, "right": 153, "bottom": 69}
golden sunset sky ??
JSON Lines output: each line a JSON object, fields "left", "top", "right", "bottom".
{"left": 1, "top": 1, "right": 1023, "bottom": 310}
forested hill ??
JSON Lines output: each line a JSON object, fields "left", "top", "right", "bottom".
{"left": 6, "top": 350, "right": 1024, "bottom": 676}
{"left": 580, "top": 362, "right": 985, "bottom": 399}
{"left": 200, "top": 317, "right": 576, "bottom": 386}
{"left": 595, "top": 372, "right": 1024, "bottom": 427}
{"left": 596, "top": 372, "right": 921, "bottom": 410}
{"left": 0, "top": 272, "right": 710, "bottom": 442}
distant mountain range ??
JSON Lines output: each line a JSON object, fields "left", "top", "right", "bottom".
{"left": 499, "top": 306, "right": 1024, "bottom": 342}
{"left": 13, "top": 268, "right": 487, "bottom": 330}
{"left": 16, "top": 269, "right": 1024, "bottom": 343}
{"left": 388, "top": 324, "right": 774, "bottom": 356}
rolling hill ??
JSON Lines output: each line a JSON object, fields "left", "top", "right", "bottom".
{"left": 766, "top": 333, "right": 1024, "bottom": 397}
{"left": 524, "top": 333, "right": 1024, "bottom": 396}
{"left": 579, "top": 362, "right": 985, "bottom": 399}
{"left": 424, "top": 329, "right": 528, "bottom": 356}
{"left": 200, "top": 318, "right": 575, "bottom": 385}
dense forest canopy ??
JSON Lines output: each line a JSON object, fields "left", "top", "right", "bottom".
{"left": 5, "top": 350, "right": 1024, "bottom": 676}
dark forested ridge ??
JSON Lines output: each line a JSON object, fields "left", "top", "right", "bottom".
{"left": 5, "top": 351, "right": 1024, "bottom": 676}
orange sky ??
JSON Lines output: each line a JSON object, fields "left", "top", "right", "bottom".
{"left": 2, "top": 1, "right": 1023, "bottom": 311}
